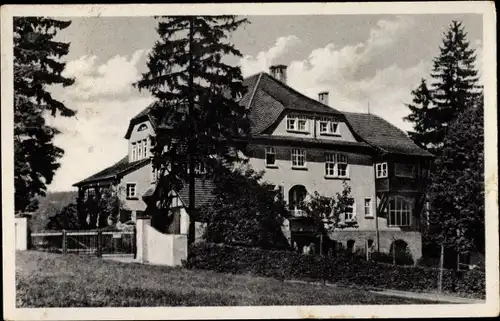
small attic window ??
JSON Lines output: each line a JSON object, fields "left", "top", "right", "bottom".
{"left": 137, "top": 124, "right": 148, "bottom": 132}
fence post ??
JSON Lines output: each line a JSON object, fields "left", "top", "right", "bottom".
{"left": 438, "top": 243, "right": 444, "bottom": 293}
{"left": 97, "top": 230, "right": 102, "bottom": 257}
{"left": 62, "top": 230, "right": 67, "bottom": 254}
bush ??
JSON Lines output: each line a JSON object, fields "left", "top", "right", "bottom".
{"left": 185, "top": 242, "right": 485, "bottom": 299}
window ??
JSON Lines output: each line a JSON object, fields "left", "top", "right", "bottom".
{"left": 287, "top": 114, "right": 309, "bottom": 132}
{"left": 364, "top": 198, "right": 372, "bottom": 217}
{"left": 297, "top": 116, "right": 308, "bottom": 131}
{"left": 137, "top": 124, "right": 148, "bottom": 132}
{"left": 376, "top": 162, "right": 388, "bottom": 178}
{"left": 291, "top": 149, "right": 306, "bottom": 168}
{"left": 152, "top": 168, "right": 160, "bottom": 182}
{"left": 142, "top": 139, "right": 148, "bottom": 158}
{"left": 395, "top": 163, "right": 415, "bottom": 177}
{"left": 265, "top": 147, "right": 276, "bottom": 166}
{"left": 325, "top": 153, "right": 349, "bottom": 178}
{"left": 287, "top": 117, "right": 296, "bottom": 131}
{"left": 132, "top": 143, "right": 137, "bottom": 161}
{"left": 388, "top": 196, "right": 412, "bottom": 227}
{"left": 137, "top": 140, "right": 143, "bottom": 160}
{"left": 126, "top": 183, "right": 137, "bottom": 199}
{"left": 345, "top": 198, "right": 356, "bottom": 221}
{"left": 319, "top": 117, "right": 340, "bottom": 135}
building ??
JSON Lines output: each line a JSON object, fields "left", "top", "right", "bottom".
{"left": 73, "top": 65, "right": 433, "bottom": 261}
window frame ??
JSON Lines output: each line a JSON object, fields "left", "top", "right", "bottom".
{"left": 137, "top": 123, "right": 148, "bottom": 132}
{"left": 126, "top": 183, "right": 137, "bottom": 199}
{"left": 131, "top": 142, "right": 137, "bottom": 161}
{"left": 375, "top": 162, "right": 388, "bottom": 178}
{"left": 324, "top": 153, "right": 349, "bottom": 178}
{"left": 319, "top": 117, "right": 340, "bottom": 136}
{"left": 344, "top": 198, "right": 356, "bottom": 222}
{"left": 286, "top": 114, "right": 310, "bottom": 133}
{"left": 291, "top": 148, "right": 306, "bottom": 169}
{"left": 388, "top": 196, "right": 412, "bottom": 227}
{"left": 265, "top": 147, "right": 277, "bottom": 167}
{"left": 364, "top": 197, "right": 373, "bottom": 217}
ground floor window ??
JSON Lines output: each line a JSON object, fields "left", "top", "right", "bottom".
{"left": 388, "top": 196, "right": 412, "bottom": 227}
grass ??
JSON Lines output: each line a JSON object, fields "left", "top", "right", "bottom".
{"left": 16, "top": 251, "right": 441, "bottom": 307}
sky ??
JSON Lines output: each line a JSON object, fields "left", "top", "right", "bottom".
{"left": 45, "top": 14, "right": 483, "bottom": 192}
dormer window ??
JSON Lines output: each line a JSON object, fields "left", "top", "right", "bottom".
{"left": 319, "top": 117, "right": 340, "bottom": 136}
{"left": 131, "top": 138, "right": 150, "bottom": 161}
{"left": 287, "top": 114, "right": 309, "bottom": 133}
{"left": 137, "top": 124, "right": 148, "bottom": 132}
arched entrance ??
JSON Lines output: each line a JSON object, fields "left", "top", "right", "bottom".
{"left": 288, "top": 185, "right": 307, "bottom": 216}
{"left": 390, "top": 239, "right": 414, "bottom": 265}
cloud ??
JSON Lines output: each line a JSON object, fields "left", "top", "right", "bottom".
{"left": 61, "top": 49, "right": 150, "bottom": 101}
{"left": 240, "top": 16, "right": 428, "bottom": 132}
{"left": 240, "top": 35, "right": 301, "bottom": 77}
{"left": 46, "top": 49, "right": 154, "bottom": 191}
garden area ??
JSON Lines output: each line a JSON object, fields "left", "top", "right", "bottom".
{"left": 16, "top": 251, "right": 441, "bottom": 307}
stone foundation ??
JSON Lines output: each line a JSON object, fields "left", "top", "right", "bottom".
{"left": 328, "top": 229, "right": 422, "bottom": 262}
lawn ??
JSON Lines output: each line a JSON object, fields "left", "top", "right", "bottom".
{"left": 16, "top": 251, "right": 440, "bottom": 307}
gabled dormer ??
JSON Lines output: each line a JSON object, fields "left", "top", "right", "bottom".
{"left": 125, "top": 108, "right": 156, "bottom": 163}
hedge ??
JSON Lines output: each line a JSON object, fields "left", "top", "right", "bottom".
{"left": 184, "top": 242, "right": 485, "bottom": 299}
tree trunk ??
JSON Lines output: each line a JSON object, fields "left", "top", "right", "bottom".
{"left": 438, "top": 243, "right": 444, "bottom": 292}
{"left": 187, "top": 16, "right": 196, "bottom": 246}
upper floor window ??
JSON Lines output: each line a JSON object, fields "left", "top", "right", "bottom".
{"left": 395, "top": 163, "right": 415, "bottom": 178}
{"left": 131, "top": 138, "right": 150, "bottom": 161}
{"left": 137, "top": 124, "right": 148, "bottom": 132}
{"left": 319, "top": 117, "right": 340, "bottom": 135}
{"left": 287, "top": 114, "right": 309, "bottom": 133}
{"left": 132, "top": 143, "right": 137, "bottom": 161}
{"left": 325, "top": 153, "right": 349, "bottom": 178}
{"left": 291, "top": 149, "right": 306, "bottom": 168}
{"left": 388, "top": 196, "right": 412, "bottom": 227}
{"left": 126, "top": 183, "right": 137, "bottom": 199}
{"left": 265, "top": 147, "right": 276, "bottom": 167}
{"left": 376, "top": 162, "right": 388, "bottom": 178}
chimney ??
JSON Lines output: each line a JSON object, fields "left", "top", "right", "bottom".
{"left": 269, "top": 64, "right": 287, "bottom": 84}
{"left": 318, "top": 91, "right": 329, "bottom": 105}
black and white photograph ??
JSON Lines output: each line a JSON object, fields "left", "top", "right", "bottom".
{"left": 1, "top": 2, "right": 498, "bottom": 320}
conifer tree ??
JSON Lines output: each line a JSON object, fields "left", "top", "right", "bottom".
{"left": 135, "top": 16, "right": 250, "bottom": 244}
{"left": 14, "top": 17, "right": 75, "bottom": 213}
{"left": 404, "top": 79, "right": 437, "bottom": 151}
{"left": 428, "top": 94, "right": 484, "bottom": 254}
{"left": 405, "top": 20, "right": 481, "bottom": 154}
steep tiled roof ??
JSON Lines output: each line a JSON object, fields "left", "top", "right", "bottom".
{"left": 343, "top": 112, "right": 433, "bottom": 157}
{"left": 176, "top": 179, "right": 216, "bottom": 208}
{"left": 245, "top": 73, "right": 343, "bottom": 134}
{"left": 73, "top": 156, "right": 150, "bottom": 186}
{"left": 122, "top": 72, "right": 431, "bottom": 158}
{"left": 124, "top": 104, "right": 159, "bottom": 139}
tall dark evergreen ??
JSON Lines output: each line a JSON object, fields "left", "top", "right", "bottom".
{"left": 405, "top": 20, "right": 481, "bottom": 154}
{"left": 428, "top": 94, "right": 484, "bottom": 254}
{"left": 14, "top": 17, "right": 75, "bottom": 213}
{"left": 134, "top": 16, "right": 250, "bottom": 244}
{"left": 404, "top": 79, "right": 436, "bottom": 151}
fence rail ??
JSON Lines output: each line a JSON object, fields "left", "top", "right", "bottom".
{"left": 30, "top": 229, "right": 136, "bottom": 257}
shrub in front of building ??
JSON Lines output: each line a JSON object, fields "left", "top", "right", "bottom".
{"left": 184, "top": 242, "right": 485, "bottom": 299}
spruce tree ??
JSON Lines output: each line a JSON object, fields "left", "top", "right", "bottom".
{"left": 135, "top": 16, "right": 250, "bottom": 244}
{"left": 14, "top": 17, "right": 75, "bottom": 213}
{"left": 405, "top": 20, "right": 481, "bottom": 154}
{"left": 428, "top": 94, "right": 484, "bottom": 254}
{"left": 404, "top": 79, "right": 437, "bottom": 151}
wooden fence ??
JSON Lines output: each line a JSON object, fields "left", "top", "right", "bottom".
{"left": 30, "top": 229, "right": 136, "bottom": 257}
